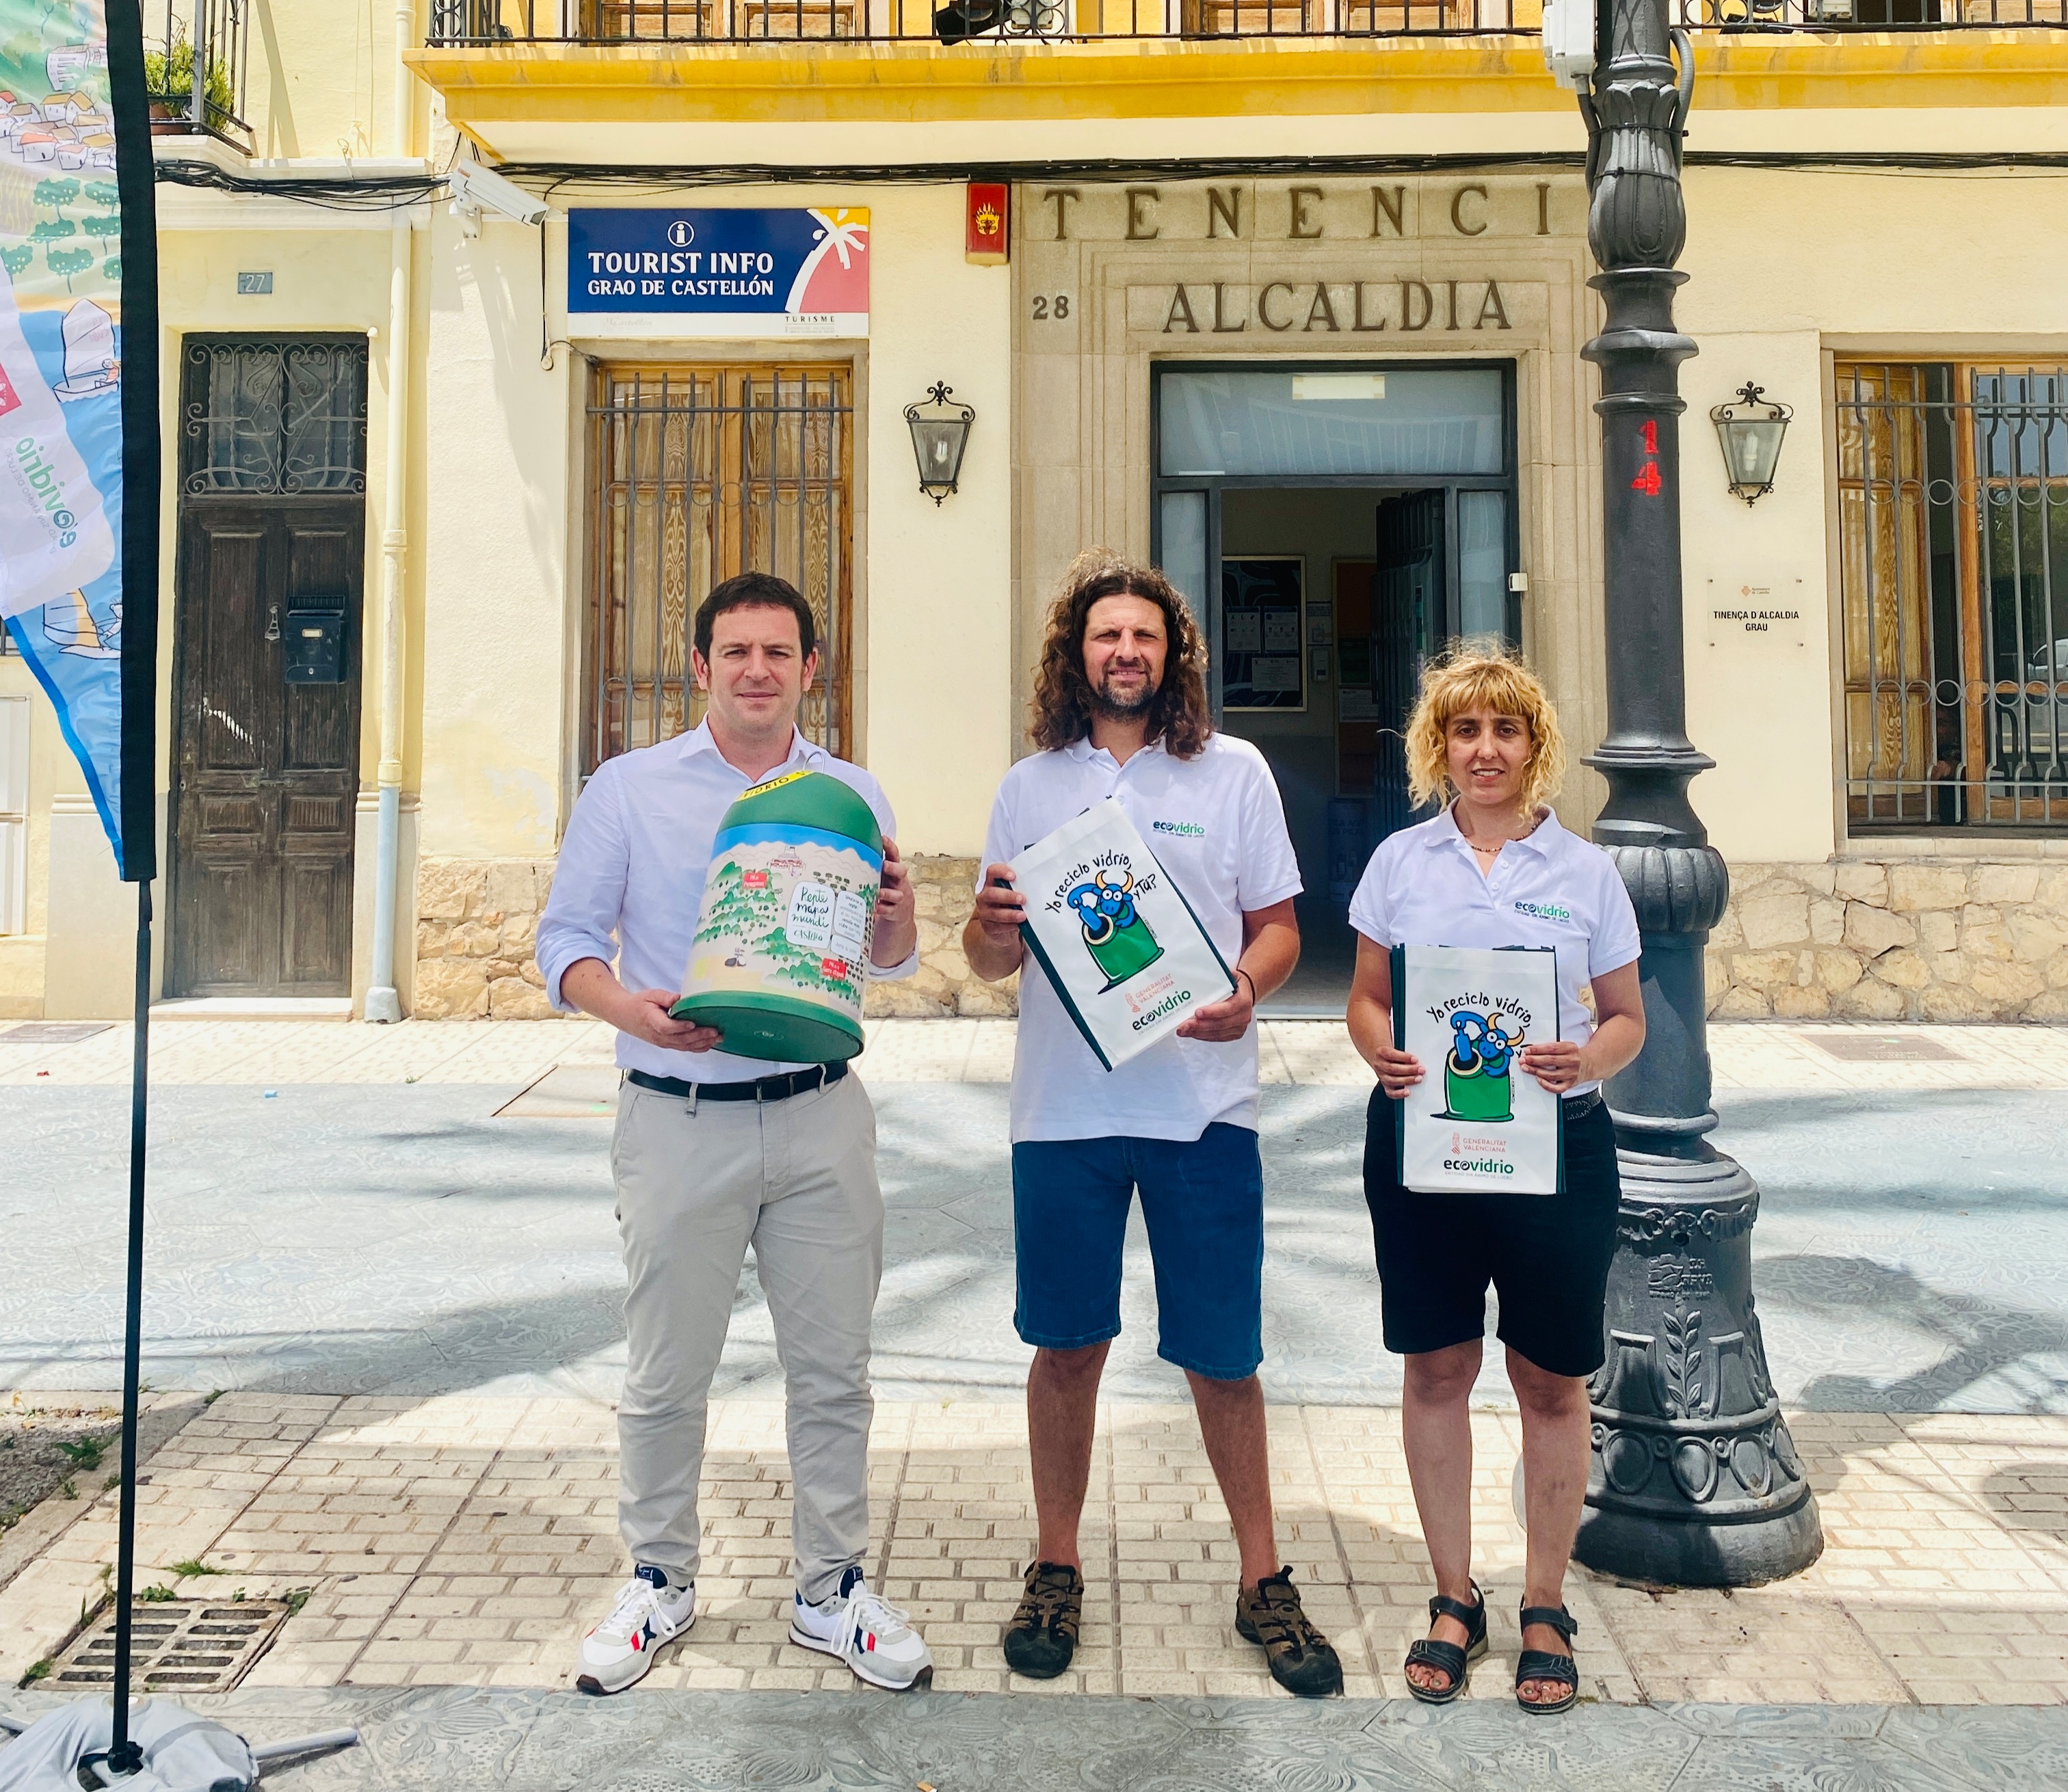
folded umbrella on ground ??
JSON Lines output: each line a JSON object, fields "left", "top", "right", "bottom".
{"left": 0, "top": 1700, "right": 356, "bottom": 1791}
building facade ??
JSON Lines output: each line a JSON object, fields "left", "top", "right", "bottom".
{"left": 3, "top": 3, "right": 2066, "bottom": 1024}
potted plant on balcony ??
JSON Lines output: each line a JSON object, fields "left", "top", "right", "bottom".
{"left": 144, "top": 29, "right": 233, "bottom": 134}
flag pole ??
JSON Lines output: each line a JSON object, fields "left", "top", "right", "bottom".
{"left": 106, "top": 882, "right": 151, "bottom": 1776}
{"left": 104, "top": 2, "right": 162, "bottom": 1771}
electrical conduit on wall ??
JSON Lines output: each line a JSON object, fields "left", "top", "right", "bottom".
{"left": 366, "top": 1, "right": 419, "bottom": 1022}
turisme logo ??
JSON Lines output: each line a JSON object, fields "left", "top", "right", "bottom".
{"left": 1513, "top": 899, "right": 1572, "bottom": 924}
{"left": 1151, "top": 820, "right": 1206, "bottom": 838}
{"left": 0, "top": 357, "right": 20, "bottom": 420}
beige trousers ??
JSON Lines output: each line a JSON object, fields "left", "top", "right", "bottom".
{"left": 610, "top": 1071, "right": 884, "bottom": 1602}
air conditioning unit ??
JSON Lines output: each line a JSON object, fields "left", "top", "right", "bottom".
{"left": 1541, "top": 0, "right": 1598, "bottom": 92}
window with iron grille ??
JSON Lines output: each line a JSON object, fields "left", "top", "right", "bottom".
{"left": 583, "top": 363, "right": 853, "bottom": 776}
{"left": 179, "top": 336, "right": 369, "bottom": 496}
{"left": 1835, "top": 362, "right": 2068, "bottom": 831}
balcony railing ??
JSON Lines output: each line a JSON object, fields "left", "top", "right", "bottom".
{"left": 146, "top": 1, "right": 252, "bottom": 148}
{"left": 1679, "top": 0, "right": 2065, "bottom": 25}
{"left": 425, "top": 0, "right": 1535, "bottom": 44}
{"left": 425, "top": 0, "right": 2064, "bottom": 38}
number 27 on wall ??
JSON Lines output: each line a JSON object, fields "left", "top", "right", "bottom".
{"left": 1631, "top": 419, "right": 1662, "bottom": 496}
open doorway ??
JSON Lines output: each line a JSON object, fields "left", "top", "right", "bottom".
{"left": 1152, "top": 363, "right": 1518, "bottom": 1015}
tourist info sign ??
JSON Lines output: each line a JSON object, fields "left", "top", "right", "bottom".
{"left": 1009, "top": 799, "right": 1236, "bottom": 1072}
{"left": 1392, "top": 944, "right": 1562, "bottom": 1195}
{"left": 567, "top": 207, "right": 870, "bottom": 336}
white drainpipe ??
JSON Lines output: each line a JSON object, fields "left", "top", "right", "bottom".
{"left": 365, "top": 3, "right": 419, "bottom": 1023}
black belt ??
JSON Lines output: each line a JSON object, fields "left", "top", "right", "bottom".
{"left": 1563, "top": 1088, "right": 1604, "bottom": 1118}
{"left": 627, "top": 1062, "right": 847, "bottom": 1104}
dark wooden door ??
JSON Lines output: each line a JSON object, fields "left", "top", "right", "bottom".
{"left": 172, "top": 505, "right": 362, "bottom": 994}
{"left": 169, "top": 334, "right": 369, "bottom": 998}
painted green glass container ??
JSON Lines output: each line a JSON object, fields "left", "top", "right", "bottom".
{"left": 672, "top": 768, "right": 882, "bottom": 1063}
{"left": 1442, "top": 1049, "right": 1515, "bottom": 1123}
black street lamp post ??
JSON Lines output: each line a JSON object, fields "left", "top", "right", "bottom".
{"left": 1572, "top": 0, "right": 1823, "bottom": 1586}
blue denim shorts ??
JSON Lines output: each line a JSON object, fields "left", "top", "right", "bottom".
{"left": 1009, "top": 1123, "right": 1264, "bottom": 1382}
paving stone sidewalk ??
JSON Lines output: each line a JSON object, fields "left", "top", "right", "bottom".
{"left": 0, "top": 1390, "right": 2064, "bottom": 1711}
{"left": 3, "top": 1016, "right": 2066, "bottom": 1786}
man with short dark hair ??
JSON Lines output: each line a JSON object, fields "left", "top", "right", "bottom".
{"left": 964, "top": 550, "right": 1344, "bottom": 1698}
{"left": 537, "top": 571, "right": 934, "bottom": 1695}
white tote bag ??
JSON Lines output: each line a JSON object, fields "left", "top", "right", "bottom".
{"left": 1009, "top": 798, "right": 1236, "bottom": 1071}
{"left": 1393, "top": 943, "right": 1563, "bottom": 1195}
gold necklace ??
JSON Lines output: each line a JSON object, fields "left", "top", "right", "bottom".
{"left": 1463, "top": 809, "right": 1539, "bottom": 858}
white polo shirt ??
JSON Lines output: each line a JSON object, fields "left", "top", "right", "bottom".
{"left": 981, "top": 733, "right": 1303, "bottom": 1145}
{"left": 1347, "top": 803, "right": 1641, "bottom": 1097}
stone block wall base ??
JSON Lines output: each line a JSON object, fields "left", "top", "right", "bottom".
{"left": 412, "top": 853, "right": 1019, "bottom": 1021}
{"left": 866, "top": 855, "right": 1018, "bottom": 1019}
{"left": 1706, "top": 859, "right": 2068, "bottom": 1023}
{"left": 414, "top": 859, "right": 559, "bottom": 1019}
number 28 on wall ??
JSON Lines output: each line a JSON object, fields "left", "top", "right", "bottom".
{"left": 1631, "top": 419, "right": 1662, "bottom": 496}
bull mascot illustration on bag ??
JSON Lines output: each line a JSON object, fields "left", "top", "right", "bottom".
{"left": 1067, "top": 868, "right": 1164, "bottom": 991}
{"left": 1439, "top": 1009, "right": 1525, "bottom": 1123}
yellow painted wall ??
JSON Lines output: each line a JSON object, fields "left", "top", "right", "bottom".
{"left": 241, "top": 0, "right": 427, "bottom": 159}
{"left": 419, "top": 208, "right": 573, "bottom": 860}
{"left": 857, "top": 186, "right": 1015, "bottom": 857}
{"left": 18, "top": 11, "right": 2068, "bottom": 1014}
{"left": 527, "top": 184, "right": 1015, "bottom": 859}
{"left": 1677, "top": 165, "right": 2068, "bottom": 865}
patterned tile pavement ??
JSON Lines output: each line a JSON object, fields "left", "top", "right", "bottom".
{"left": 5, "top": 1684, "right": 2067, "bottom": 1792}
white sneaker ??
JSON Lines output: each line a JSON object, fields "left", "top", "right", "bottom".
{"left": 788, "top": 1564, "right": 933, "bottom": 1691}
{"left": 574, "top": 1565, "right": 695, "bottom": 1695}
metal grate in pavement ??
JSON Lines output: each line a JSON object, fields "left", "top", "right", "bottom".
{"left": 46, "top": 1597, "right": 293, "bottom": 1693}
{"left": 1, "top": 1021, "right": 111, "bottom": 1044}
{"left": 1807, "top": 1034, "right": 1964, "bottom": 1062}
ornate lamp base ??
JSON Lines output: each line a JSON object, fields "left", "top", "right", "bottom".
{"left": 1575, "top": 1145, "right": 1825, "bottom": 1588}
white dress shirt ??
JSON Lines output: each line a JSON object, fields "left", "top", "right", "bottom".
{"left": 980, "top": 732, "right": 1303, "bottom": 1145}
{"left": 536, "top": 722, "right": 915, "bottom": 1081}
{"left": 1347, "top": 802, "right": 1641, "bottom": 1097}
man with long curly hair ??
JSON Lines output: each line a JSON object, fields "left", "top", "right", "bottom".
{"left": 962, "top": 550, "right": 1344, "bottom": 1698}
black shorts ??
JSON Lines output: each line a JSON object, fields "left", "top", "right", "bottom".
{"left": 1362, "top": 1086, "right": 1622, "bottom": 1378}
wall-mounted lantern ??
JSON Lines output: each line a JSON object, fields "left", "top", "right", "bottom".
{"left": 905, "top": 382, "right": 975, "bottom": 506}
{"left": 1710, "top": 382, "right": 1792, "bottom": 506}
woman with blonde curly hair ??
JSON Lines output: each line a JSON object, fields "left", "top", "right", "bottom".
{"left": 1344, "top": 641, "right": 1645, "bottom": 1717}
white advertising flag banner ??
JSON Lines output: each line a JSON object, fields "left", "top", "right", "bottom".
{"left": 1010, "top": 798, "right": 1236, "bottom": 1071}
{"left": 1394, "top": 944, "right": 1563, "bottom": 1196}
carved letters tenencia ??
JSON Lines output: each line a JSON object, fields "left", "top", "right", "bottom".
{"left": 1161, "top": 279, "right": 1513, "bottom": 335}
{"left": 1038, "top": 183, "right": 1560, "bottom": 243}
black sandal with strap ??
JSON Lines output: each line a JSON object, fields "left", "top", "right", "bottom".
{"left": 1515, "top": 1602, "right": 1580, "bottom": 1716}
{"left": 1403, "top": 1580, "right": 1486, "bottom": 1705}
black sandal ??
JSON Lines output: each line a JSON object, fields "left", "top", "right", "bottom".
{"left": 1403, "top": 1580, "right": 1486, "bottom": 1705}
{"left": 1515, "top": 1602, "right": 1580, "bottom": 1715}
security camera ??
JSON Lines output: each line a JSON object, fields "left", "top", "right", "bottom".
{"left": 449, "top": 161, "right": 550, "bottom": 228}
